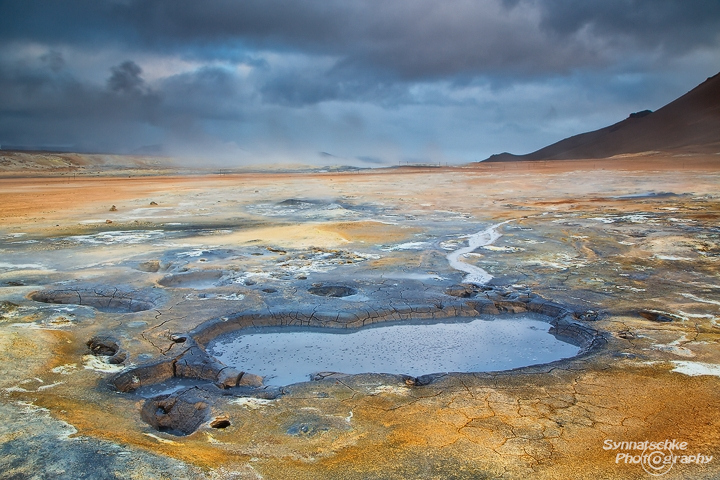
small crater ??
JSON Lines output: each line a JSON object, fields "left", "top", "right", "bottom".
{"left": 87, "top": 335, "right": 128, "bottom": 364}
{"left": 30, "top": 288, "right": 156, "bottom": 313}
{"left": 210, "top": 417, "right": 231, "bottom": 429}
{"left": 308, "top": 285, "right": 357, "bottom": 297}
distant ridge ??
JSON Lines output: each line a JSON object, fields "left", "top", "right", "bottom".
{"left": 484, "top": 72, "right": 720, "bottom": 162}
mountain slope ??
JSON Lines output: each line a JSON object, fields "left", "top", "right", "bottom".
{"left": 485, "top": 73, "right": 720, "bottom": 162}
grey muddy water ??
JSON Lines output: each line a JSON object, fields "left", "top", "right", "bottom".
{"left": 207, "top": 315, "right": 580, "bottom": 386}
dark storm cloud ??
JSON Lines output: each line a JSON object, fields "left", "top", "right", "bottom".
{"left": 123, "top": 1, "right": 720, "bottom": 78}
{"left": 107, "top": 61, "right": 145, "bottom": 94}
{"left": 538, "top": 0, "right": 720, "bottom": 52}
{"left": 0, "top": 57, "right": 160, "bottom": 151}
{"left": 0, "top": 0, "right": 718, "bottom": 161}
{"left": 40, "top": 50, "right": 65, "bottom": 73}
{"left": 159, "top": 66, "right": 248, "bottom": 120}
{"left": 3, "top": 0, "right": 719, "bottom": 79}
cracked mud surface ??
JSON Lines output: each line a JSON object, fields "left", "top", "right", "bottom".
{"left": 1, "top": 155, "right": 720, "bottom": 479}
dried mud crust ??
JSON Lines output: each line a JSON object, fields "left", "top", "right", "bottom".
{"left": 29, "top": 287, "right": 162, "bottom": 313}
{"left": 110, "top": 285, "right": 605, "bottom": 436}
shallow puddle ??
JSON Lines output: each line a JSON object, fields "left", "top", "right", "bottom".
{"left": 208, "top": 315, "right": 580, "bottom": 386}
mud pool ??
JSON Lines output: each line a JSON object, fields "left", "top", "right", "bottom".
{"left": 208, "top": 315, "right": 580, "bottom": 386}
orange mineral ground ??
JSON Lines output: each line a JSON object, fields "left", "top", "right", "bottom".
{"left": 1, "top": 152, "right": 719, "bottom": 479}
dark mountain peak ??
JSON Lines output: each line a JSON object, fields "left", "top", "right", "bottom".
{"left": 484, "top": 72, "right": 720, "bottom": 162}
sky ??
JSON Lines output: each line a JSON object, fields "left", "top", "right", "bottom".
{"left": 1, "top": 0, "right": 719, "bottom": 166}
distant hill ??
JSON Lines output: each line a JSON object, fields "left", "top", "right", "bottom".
{"left": 0, "top": 151, "right": 175, "bottom": 175}
{"left": 485, "top": 72, "right": 720, "bottom": 162}
{"left": 0, "top": 150, "right": 366, "bottom": 176}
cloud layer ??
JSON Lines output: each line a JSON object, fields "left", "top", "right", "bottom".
{"left": 1, "top": 0, "right": 719, "bottom": 164}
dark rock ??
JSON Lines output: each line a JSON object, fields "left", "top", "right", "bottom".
{"left": 308, "top": 285, "right": 357, "bottom": 297}
{"left": 629, "top": 109, "right": 652, "bottom": 119}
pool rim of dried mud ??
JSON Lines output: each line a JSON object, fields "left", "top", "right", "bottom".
{"left": 205, "top": 314, "right": 587, "bottom": 386}
{"left": 191, "top": 305, "right": 603, "bottom": 377}
{"left": 104, "top": 286, "right": 607, "bottom": 436}
{"left": 111, "top": 289, "right": 606, "bottom": 395}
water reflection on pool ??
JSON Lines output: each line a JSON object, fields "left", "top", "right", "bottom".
{"left": 207, "top": 315, "right": 580, "bottom": 386}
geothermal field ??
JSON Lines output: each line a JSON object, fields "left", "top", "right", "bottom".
{"left": 1, "top": 152, "right": 719, "bottom": 479}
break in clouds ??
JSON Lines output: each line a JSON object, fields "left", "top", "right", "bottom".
{"left": 1, "top": 0, "right": 719, "bottom": 165}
